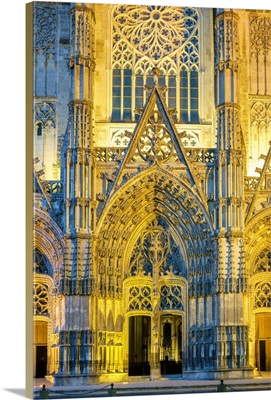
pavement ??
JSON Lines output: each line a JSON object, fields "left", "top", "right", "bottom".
{"left": 33, "top": 372, "right": 271, "bottom": 399}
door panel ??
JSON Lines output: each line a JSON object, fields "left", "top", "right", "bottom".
{"left": 36, "top": 346, "right": 47, "bottom": 378}
{"left": 255, "top": 313, "right": 271, "bottom": 371}
{"left": 129, "top": 316, "right": 150, "bottom": 376}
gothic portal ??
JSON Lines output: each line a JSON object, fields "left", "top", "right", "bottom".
{"left": 30, "top": 2, "right": 271, "bottom": 385}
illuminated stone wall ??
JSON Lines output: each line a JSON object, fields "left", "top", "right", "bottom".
{"left": 32, "top": 3, "right": 271, "bottom": 384}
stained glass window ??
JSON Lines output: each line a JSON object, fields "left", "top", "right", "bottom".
{"left": 112, "top": 5, "right": 199, "bottom": 123}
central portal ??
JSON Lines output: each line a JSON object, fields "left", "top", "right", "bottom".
{"left": 129, "top": 316, "right": 151, "bottom": 376}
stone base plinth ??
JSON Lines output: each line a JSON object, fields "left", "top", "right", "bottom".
{"left": 183, "top": 367, "right": 254, "bottom": 380}
{"left": 98, "top": 372, "right": 128, "bottom": 383}
{"left": 53, "top": 373, "right": 100, "bottom": 386}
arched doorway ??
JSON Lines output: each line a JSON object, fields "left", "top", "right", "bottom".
{"left": 33, "top": 248, "right": 54, "bottom": 378}
{"left": 129, "top": 316, "right": 151, "bottom": 376}
{"left": 250, "top": 247, "right": 271, "bottom": 372}
{"left": 160, "top": 315, "right": 183, "bottom": 375}
{"left": 255, "top": 313, "right": 271, "bottom": 372}
{"left": 34, "top": 320, "right": 48, "bottom": 378}
{"left": 125, "top": 217, "right": 187, "bottom": 377}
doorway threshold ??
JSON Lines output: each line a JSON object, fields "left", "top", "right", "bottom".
{"left": 128, "top": 376, "right": 151, "bottom": 382}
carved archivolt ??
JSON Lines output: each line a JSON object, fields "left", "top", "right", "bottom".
{"left": 96, "top": 166, "right": 214, "bottom": 298}
{"left": 244, "top": 208, "right": 271, "bottom": 248}
{"left": 34, "top": 208, "right": 65, "bottom": 283}
{"left": 246, "top": 212, "right": 271, "bottom": 311}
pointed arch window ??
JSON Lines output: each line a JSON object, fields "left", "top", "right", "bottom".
{"left": 253, "top": 248, "right": 271, "bottom": 274}
{"left": 112, "top": 5, "right": 199, "bottom": 124}
{"left": 34, "top": 247, "right": 53, "bottom": 277}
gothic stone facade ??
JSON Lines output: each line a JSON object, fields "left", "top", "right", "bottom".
{"left": 31, "top": 2, "right": 271, "bottom": 384}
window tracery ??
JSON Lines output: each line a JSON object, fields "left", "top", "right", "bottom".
{"left": 33, "top": 283, "right": 49, "bottom": 315}
{"left": 250, "top": 17, "right": 271, "bottom": 58}
{"left": 113, "top": 6, "right": 198, "bottom": 61}
{"left": 254, "top": 282, "right": 271, "bottom": 308}
{"left": 34, "top": 247, "right": 53, "bottom": 276}
{"left": 253, "top": 248, "right": 271, "bottom": 274}
{"left": 129, "top": 218, "right": 186, "bottom": 278}
{"left": 128, "top": 285, "right": 152, "bottom": 311}
{"left": 160, "top": 285, "right": 184, "bottom": 310}
{"left": 250, "top": 16, "right": 271, "bottom": 95}
{"left": 35, "top": 102, "right": 56, "bottom": 131}
{"left": 250, "top": 101, "right": 271, "bottom": 159}
{"left": 112, "top": 5, "right": 199, "bottom": 123}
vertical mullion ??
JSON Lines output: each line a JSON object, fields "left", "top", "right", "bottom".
{"left": 143, "top": 73, "right": 147, "bottom": 105}
{"left": 176, "top": 75, "right": 180, "bottom": 123}
{"left": 121, "top": 69, "right": 124, "bottom": 120}
{"left": 188, "top": 70, "right": 191, "bottom": 122}
{"left": 132, "top": 73, "right": 135, "bottom": 121}
{"left": 165, "top": 74, "right": 169, "bottom": 105}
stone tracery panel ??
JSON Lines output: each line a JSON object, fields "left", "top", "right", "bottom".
{"left": 250, "top": 16, "right": 271, "bottom": 58}
{"left": 254, "top": 282, "right": 271, "bottom": 308}
{"left": 34, "top": 283, "right": 49, "bottom": 315}
{"left": 34, "top": 247, "right": 54, "bottom": 276}
{"left": 250, "top": 100, "right": 271, "bottom": 160}
{"left": 34, "top": 4, "right": 57, "bottom": 98}
{"left": 253, "top": 248, "right": 271, "bottom": 274}
{"left": 34, "top": 4, "right": 57, "bottom": 51}
{"left": 250, "top": 16, "right": 271, "bottom": 95}
{"left": 112, "top": 5, "right": 199, "bottom": 123}
{"left": 35, "top": 102, "right": 56, "bottom": 129}
{"left": 128, "top": 217, "right": 186, "bottom": 278}
{"left": 160, "top": 284, "right": 184, "bottom": 310}
{"left": 113, "top": 5, "right": 198, "bottom": 62}
{"left": 128, "top": 285, "right": 152, "bottom": 311}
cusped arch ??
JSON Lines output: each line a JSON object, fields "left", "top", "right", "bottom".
{"left": 96, "top": 165, "right": 214, "bottom": 292}
{"left": 98, "top": 165, "right": 213, "bottom": 234}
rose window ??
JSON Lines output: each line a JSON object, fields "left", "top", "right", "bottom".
{"left": 113, "top": 5, "right": 198, "bottom": 61}
{"left": 34, "top": 5, "right": 57, "bottom": 50}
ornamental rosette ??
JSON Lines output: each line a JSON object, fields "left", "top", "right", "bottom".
{"left": 113, "top": 5, "right": 198, "bottom": 61}
{"left": 34, "top": 5, "right": 57, "bottom": 50}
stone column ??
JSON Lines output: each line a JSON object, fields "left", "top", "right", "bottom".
{"left": 213, "top": 8, "right": 251, "bottom": 378}
{"left": 56, "top": 3, "right": 97, "bottom": 384}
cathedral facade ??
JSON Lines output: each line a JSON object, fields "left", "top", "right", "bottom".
{"left": 30, "top": 2, "right": 271, "bottom": 385}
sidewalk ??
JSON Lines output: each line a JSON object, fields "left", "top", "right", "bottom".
{"left": 33, "top": 372, "right": 271, "bottom": 398}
